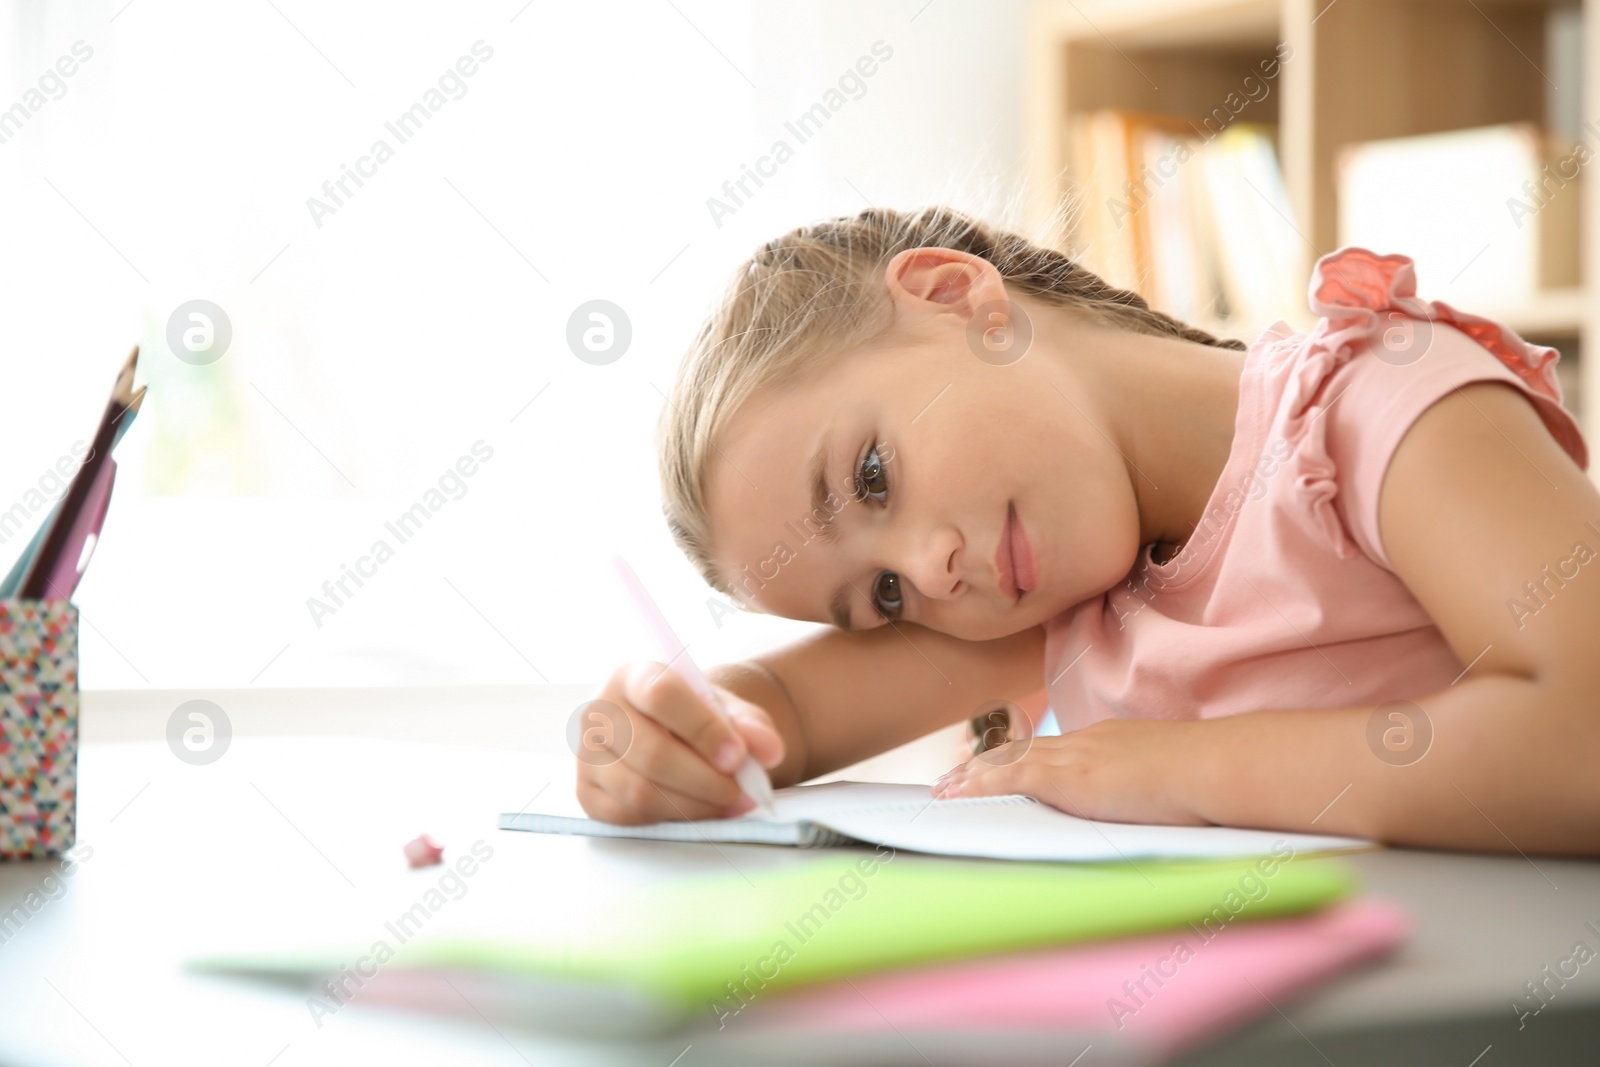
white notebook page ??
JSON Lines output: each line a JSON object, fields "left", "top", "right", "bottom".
{"left": 498, "top": 781, "right": 1374, "bottom": 861}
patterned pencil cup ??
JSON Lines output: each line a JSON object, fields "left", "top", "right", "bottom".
{"left": 0, "top": 600, "right": 78, "bottom": 859}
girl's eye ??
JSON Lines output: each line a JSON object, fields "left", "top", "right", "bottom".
{"left": 856, "top": 443, "right": 889, "bottom": 503}
{"left": 873, "top": 571, "right": 903, "bottom": 620}
{"left": 856, "top": 441, "right": 897, "bottom": 620}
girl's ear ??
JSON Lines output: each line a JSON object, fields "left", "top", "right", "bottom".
{"left": 883, "top": 247, "right": 1008, "bottom": 320}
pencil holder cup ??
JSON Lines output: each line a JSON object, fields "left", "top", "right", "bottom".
{"left": 0, "top": 600, "right": 78, "bottom": 860}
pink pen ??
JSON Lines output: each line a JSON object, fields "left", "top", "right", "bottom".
{"left": 612, "top": 554, "right": 776, "bottom": 815}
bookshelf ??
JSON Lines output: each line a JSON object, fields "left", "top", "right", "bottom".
{"left": 1024, "top": 0, "right": 1597, "bottom": 453}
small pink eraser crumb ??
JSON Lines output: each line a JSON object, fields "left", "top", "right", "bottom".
{"left": 404, "top": 834, "right": 444, "bottom": 868}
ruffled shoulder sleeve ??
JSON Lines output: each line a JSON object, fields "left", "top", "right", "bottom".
{"left": 1274, "top": 246, "right": 1588, "bottom": 568}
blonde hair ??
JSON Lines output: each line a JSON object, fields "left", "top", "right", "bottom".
{"left": 659, "top": 204, "right": 1244, "bottom": 604}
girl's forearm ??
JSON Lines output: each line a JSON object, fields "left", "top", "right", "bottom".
{"left": 1182, "top": 674, "right": 1600, "bottom": 855}
{"left": 710, "top": 623, "right": 1046, "bottom": 787}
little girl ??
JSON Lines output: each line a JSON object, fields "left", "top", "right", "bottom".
{"left": 577, "top": 205, "right": 1600, "bottom": 856}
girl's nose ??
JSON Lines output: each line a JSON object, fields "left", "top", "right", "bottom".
{"left": 899, "top": 527, "right": 964, "bottom": 601}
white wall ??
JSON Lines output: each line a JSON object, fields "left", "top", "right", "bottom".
{"left": 0, "top": 0, "right": 1031, "bottom": 690}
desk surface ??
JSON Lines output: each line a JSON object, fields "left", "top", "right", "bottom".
{"left": 1, "top": 686, "right": 1597, "bottom": 1067}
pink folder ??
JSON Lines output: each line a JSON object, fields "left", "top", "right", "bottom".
{"left": 741, "top": 898, "right": 1408, "bottom": 1059}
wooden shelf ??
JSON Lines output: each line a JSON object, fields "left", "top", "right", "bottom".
{"left": 1025, "top": 0, "right": 1600, "bottom": 455}
{"left": 1032, "top": 0, "right": 1280, "bottom": 49}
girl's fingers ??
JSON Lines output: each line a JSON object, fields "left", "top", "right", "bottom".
{"left": 617, "top": 715, "right": 745, "bottom": 810}
{"left": 623, "top": 661, "right": 749, "bottom": 775}
{"left": 932, "top": 759, "right": 969, "bottom": 799}
{"left": 585, "top": 761, "right": 739, "bottom": 824}
{"left": 724, "top": 695, "right": 787, "bottom": 769}
{"left": 577, "top": 659, "right": 790, "bottom": 826}
{"left": 934, "top": 752, "right": 1029, "bottom": 800}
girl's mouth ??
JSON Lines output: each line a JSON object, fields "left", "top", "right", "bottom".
{"left": 1009, "top": 502, "right": 1037, "bottom": 597}
{"left": 998, "top": 502, "right": 1038, "bottom": 602}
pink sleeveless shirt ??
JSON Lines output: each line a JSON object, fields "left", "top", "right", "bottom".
{"left": 1042, "top": 247, "right": 1589, "bottom": 727}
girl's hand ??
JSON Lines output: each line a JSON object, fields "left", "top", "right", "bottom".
{"left": 574, "top": 659, "right": 786, "bottom": 825}
{"left": 932, "top": 718, "right": 1211, "bottom": 827}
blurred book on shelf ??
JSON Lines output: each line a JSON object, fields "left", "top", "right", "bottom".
{"left": 1065, "top": 109, "right": 1303, "bottom": 342}
{"left": 1338, "top": 123, "right": 1582, "bottom": 309}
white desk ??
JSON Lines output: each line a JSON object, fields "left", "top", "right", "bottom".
{"left": 1, "top": 686, "right": 1597, "bottom": 1066}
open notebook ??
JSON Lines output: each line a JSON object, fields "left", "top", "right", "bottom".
{"left": 498, "top": 781, "right": 1372, "bottom": 861}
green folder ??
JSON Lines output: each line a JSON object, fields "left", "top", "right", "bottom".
{"left": 193, "top": 851, "right": 1356, "bottom": 1033}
